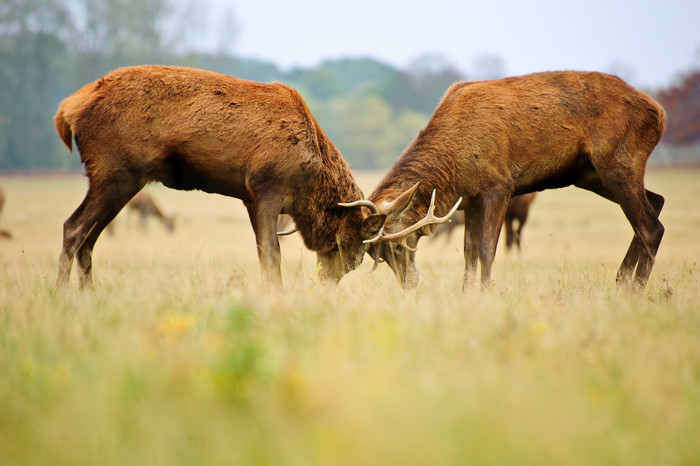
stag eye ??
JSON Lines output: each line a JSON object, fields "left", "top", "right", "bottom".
{"left": 386, "top": 243, "right": 401, "bottom": 256}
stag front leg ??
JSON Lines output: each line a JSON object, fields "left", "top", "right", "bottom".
{"left": 504, "top": 216, "right": 515, "bottom": 251}
{"left": 462, "top": 202, "right": 481, "bottom": 291}
{"left": 477, "top": 191, "right": 510, "bottom": 289}
{"left": 245, "top": 194, "right": 284, "bottom": 287}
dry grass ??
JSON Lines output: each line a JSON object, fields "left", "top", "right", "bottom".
{"left": 0, "top": 169, "right": 698, "bottom": 465}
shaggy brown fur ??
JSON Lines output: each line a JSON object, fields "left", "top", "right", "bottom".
{"left": 363, "top": 71, "right": 666, "bottom": 290}
{"left": 54, "top": 65, "right": 374, "bottom": 288}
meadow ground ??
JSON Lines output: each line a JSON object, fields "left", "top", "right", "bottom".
{"left": 0, "top": 169, "right": 699, "bottom": 465}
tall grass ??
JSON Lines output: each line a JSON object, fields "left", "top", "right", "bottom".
{"left": 1, "top": 169, "right": 698, "bottom": 465}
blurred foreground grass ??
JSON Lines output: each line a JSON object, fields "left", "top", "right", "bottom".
{"left": 0, "top": 169, "right": 699, "bottom": 465}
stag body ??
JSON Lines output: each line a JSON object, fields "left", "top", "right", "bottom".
{"left": 363, "top": 71, "right": 666, "bottom": 289}
{"left": 55, "top": 65, "right": 376, "bottom": 288}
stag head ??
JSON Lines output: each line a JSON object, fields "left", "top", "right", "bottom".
{"left": 340, "top": 182, "right": 461, "bottom": 289}
{"left": 313, "top": 204, "right": 386, "bottom": 285}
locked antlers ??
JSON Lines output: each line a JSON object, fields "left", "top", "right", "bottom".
{"left": 339, "top": 189, "right": 462, "bottom": 251}
{"left": 370, "top": 189, "right": 461, "bottom": 250}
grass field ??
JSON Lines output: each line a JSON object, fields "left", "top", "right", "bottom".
{"left": 1, "top": 169, "right": 699, "bottom": 465}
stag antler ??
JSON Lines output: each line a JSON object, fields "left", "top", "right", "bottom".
{"left": 338, "top": 199, "right": 384, "bottom": 242}
{"left": 276, "top": 227, "right": 297, "bottom": 236}
{"left": 368, "top": 244, "right": 384, "bottom": 272}
{"left": 366, "top": 190, "right": 462, "bottom": 250}
{"left": 337, "top": 199, "right": 379, "bottom": 214}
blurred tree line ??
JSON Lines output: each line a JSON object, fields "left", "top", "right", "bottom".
{"left": 0, "top": 0, "right": 698, "bottom": 171}
{"left": 0, "top": 0, "right": 462, "bottom": 171}
{"left": 658, "top": 71, "right": 700, "bottom": 146}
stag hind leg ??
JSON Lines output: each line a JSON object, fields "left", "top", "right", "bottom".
{"left": 614, "top": 189, "right": 664, "bottom": 286}
{"left": 513, "top": 210, "right": 530, "bottom": 252}
{"left": 58, "top": 178, "right": 141, "bottom": 289}
{"left": 574, "top": 165, "right": 664, "bottom": 288}
{"left": 504, "top": 215, "right": 516, "bottom": 251}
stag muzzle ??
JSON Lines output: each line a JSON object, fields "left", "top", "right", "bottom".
{"left": 363, "top": 189, "right": 461, "bottom": 288}
{"left": 381, "top": 242, "right": 420, "bottom": 289}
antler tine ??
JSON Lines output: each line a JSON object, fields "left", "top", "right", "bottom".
{"left": 362, "top": 226, "right": 384, "bottom": 244}
{"left": 276, "top": 227, "right": 297, "bottom": 236}
{"left": 338, "top": 199, "right": 379, "bottom": 214}
{"left": 441, "top": 195, "right": 462, "bottom": 221}
{"left": 368, "top": 244, "right": 383, "bottom": 272}
{"left": 396, "top": 238, "right": 418, "bottom": 252}
{"left": 369, "top": 190, "right": 462, "bottom": 244}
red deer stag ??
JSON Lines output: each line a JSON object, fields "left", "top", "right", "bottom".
{"left": 353, "top": 71, "right": 666, "bottom": 290}
{"left": 54, "top": 65, "right": 381, "bottom": 289}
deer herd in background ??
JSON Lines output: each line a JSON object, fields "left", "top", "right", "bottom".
{"left": 48, "top": 65, "right": 665, "bottom": 291}
{"left": 0, "top": 186, "right": 10, "bottom": 239}
{"left": 104, "top": 191, "right": 175, "bottom": 235}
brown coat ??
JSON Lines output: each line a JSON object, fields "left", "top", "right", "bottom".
{"left": 55, "top": 65, "right": 374, "bottom": 288}
{"left": 361, "top": 71, "right": 666, "bottom": 289}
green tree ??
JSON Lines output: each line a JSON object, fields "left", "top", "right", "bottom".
{"left": 0, "top": 0, "right": 72, "bottom": 170}
{"left": 310, "top": 95, "right": 427, "bottom": 170}
{"left": 377, "top": 53, "right": 463, "bottom": 115}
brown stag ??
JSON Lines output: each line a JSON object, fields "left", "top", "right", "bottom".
{"left": 54, "top": 65, "right": 382, "bottom": 289}
{"left": 353, "top": 71, "right": 666, "bottom": 290}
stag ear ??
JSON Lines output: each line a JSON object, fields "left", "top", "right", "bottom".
{"left": 361, "top": 214, "right": 386, "bottom": 240}
{"left": 385, "top": 182, "right": 420, "bottom": 216}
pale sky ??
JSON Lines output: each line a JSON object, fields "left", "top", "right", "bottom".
{"left": 192, "top": 0, "right": 700, "bottom": 89}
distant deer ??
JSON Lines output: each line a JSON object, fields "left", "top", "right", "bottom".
{"left": 503, "top": 192, "right": 537, "bottom": 251}
{"left": 0, "top": 186, "right": 11, "bottom": 239}
{"left": 434, "top": 193, "right": 537, "bottom": 252}
{"left": 349, "top": 71, "right": 666, "bottom": 290}
{"left": 54, "top": 65, "right": 381, "bottom": 289}
{"left": 127, "top": 191, "right": 175, "bottom": 232}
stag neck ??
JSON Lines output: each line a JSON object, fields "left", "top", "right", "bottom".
{"left": 291, "top": 153, "right": 365, "bottom": 253}
{"left": 371, "top": 141, "right": 460, "bottom": 220}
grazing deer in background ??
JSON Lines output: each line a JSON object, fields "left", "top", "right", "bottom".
{"left": 0, "top": 186, "right": 11, "bottom": 239}
{"left": 503, "top": 192, "right": 537, "bottom": 251}
{"left": 351, "top": 71, "right": 666, "bottom": 290}
{"left": 127, "top": 191, "right": 175, "bottom": 232}
{"left": 434, "top": 193, "right": 537, "bottom": 252}
{"left": 54, "top": 65, "right": 381, "bottom": 289}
